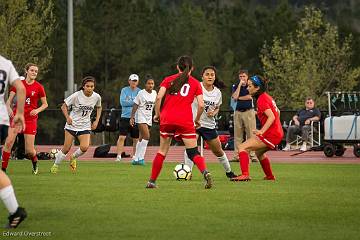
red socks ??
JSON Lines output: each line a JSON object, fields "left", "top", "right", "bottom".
{"left": 150, "top": 153, "right": 166, "bottom": 181}
{"left": 260, "top": 157, "right": 274, "bottom": 178}
{"left": 238, "top": 151, "right": 250, "bottom": 176}
{"left": 192, "top": 155, "right": 207, "bottom": 173}
{"left": 1, "top": 151, "right": 10, "bottom": 170}
{"left": 29, "top": 154, "right": 38, "bottom": 163}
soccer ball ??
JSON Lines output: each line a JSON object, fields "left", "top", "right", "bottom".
{"left": 173, "top": 164, "right": 191, "bottom": 180}
{"left": 49, "top": 149, "right": 59, "bottom": 159}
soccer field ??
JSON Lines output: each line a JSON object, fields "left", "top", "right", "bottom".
{"left": 1, "top": 161, "right": 360, "bottom": 240}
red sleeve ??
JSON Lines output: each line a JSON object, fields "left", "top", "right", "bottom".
{"left": 10, "top": 86, "right": 16, "bottom": 93}
{"left": 194, "top": 80, "right": 202, "bottom": 96}
{"left": 160, "top": 77, "right": 171, "bottom": 89}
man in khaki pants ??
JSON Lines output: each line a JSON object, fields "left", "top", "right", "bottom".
{"left": 231, "top": 70, "right": 258, "bottom": 162}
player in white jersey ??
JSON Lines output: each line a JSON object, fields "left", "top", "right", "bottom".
{"left": 50, "top": 76, "right": 102, "bottom": 173}
{"left": 130, "top": 75, "right": 156, "bottom": 165}
{"left": 184, "top": 66, "right": 237, "bottom": 179}
{"left": 0, "top": 55, "right": 27, "bottom": 228}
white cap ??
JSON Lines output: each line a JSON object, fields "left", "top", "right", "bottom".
{"left": 129, "top": 74, "right": 139, "bottom": 81}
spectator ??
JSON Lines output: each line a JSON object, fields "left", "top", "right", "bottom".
{"left": 231, "top": 69, "right": 258, "bottom": 162}
{"left": 283, "top": 97, "right": 321, "bottom": 152}
{"left": 116, "top": 74, "right": 141, "bottom": 161}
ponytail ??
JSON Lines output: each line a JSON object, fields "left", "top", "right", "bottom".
{"left": 168, "top": 56, "right": 193, "bottom": 94}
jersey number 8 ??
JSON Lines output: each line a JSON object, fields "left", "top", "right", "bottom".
{"left": 0, "top": 70, "right": 7, "bottom": 94}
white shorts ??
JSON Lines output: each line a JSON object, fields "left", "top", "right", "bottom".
{"left": 136, "top": 115, "right": 152, "bottom": 126}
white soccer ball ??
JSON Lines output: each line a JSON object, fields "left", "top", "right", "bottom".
{"left": 173, "top": 164, "right": 192, "bottom": 180}
{"left": 49, "top": 149, "right": 59, "bottom": 159}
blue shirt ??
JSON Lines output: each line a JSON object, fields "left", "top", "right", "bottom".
{"left": 297, "top": 108, "right": 321, "bottom": 126}
{"left": 120, "top": 86, "right": 141, "bottom": 118}
{"left": 232, "top": 83, "right": 253, "bottom": 111}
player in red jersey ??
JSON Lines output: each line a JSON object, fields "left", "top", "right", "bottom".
{"left": 231, "top": 75, "right": 283, "bottom": 181}
{"left": 146, "top": 56, "right": 212, "bottom": 189}
{"left": 1, "top": 63, "right": 48, "bottom": 174}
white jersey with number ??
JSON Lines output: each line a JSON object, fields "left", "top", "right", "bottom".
{"left": 134, "top": 89, "right": 157, "bottom": 126}
{"left": 0, "top": 55, "right": 20, "bottom": 125}
{"left": 192, "top": 83, "right": 222, "bottom": 129}
{"left": 64, "top": 90, "right": 101, "bottom": 131}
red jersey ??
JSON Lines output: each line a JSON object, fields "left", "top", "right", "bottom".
{"left": 11, "top": 80, "right": 46, "bottom": 121}
{"left": 256, "top": 92, "right": 283, "bottom": 143}
{"left": 160, "top": 73, "right": 202, "bottom": 126}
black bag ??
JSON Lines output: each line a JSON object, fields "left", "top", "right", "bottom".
{"left": 224, "top": 137, "right": 234, "bottom": 150}
{"left": 37, "top": 152, "right": 51, "bottom": 160}
{"left": 93, "top": 144, "right": 111, "bottom": 157}
{"left": 104, "top": 108, "right": 119, "bottom": 132}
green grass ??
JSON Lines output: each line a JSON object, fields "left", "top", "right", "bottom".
{"left": 1, "top": 161, "right": 360, "bottom": 240}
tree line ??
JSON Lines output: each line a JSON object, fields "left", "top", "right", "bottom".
{"left": 1, "top": 0, "right": 360, "bottom": 144}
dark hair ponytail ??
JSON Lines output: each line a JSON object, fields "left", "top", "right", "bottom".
{"left": 201, "top": 66, "right": 226, "bottom": 89}
{"left": 79, "top": 76, "right": 96, "bottom": 91}
{"left": 168, "top": 56, "right": 193, "bottom": 94}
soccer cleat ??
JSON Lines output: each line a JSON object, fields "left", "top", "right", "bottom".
{"left": 115, "top": 155, "right": 121, "bottom": 162}
{"left": 5, "top": 207, "right": 27, "bottom": 229}
{"left": 145, "top": 181, "right": 157, "bottom": 189}
{"left": 2, "top": 168, "right": 6, "bottom": 173}
{"left": 32, "top": 166, "right": 39, "bottom": 175}
{"left": 203, "top": 172, "right": 212, "bottom": 189}
{"left": 50, "top": 164, "right": 59, "bottom": 174}
{"left": 137, "top": 159, "right": 145, "bottom": 165}
{"left": 231, "top": 175, "right": 251, "bottom": 181}
{"left": 70, "top": 158, "right": 77, "bottom": 172}
{"left": 264, "top": 175, "right": 276, "bottom": 181}
{"left": 226, "top": 171, "right": 238, "bottom": 179}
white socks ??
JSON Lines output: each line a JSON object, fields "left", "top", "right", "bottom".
{"left": 72, "top": 148, "right": 85, "bottom": 159}
{"left": 184, "top": 152, "right": 231, "bottom": 173}
{"left": 184, "top": 150, "right": 194, "bottom": 170}
{"left": 139, "top": 139, "right": 149, "bottom": 160}
{"left": 55, "top": 150, "right": 66, "bottom": 165}
{"left": 133, "top": 142, "right": 141, "bottom": 160}
{"left": 133, "top": 140, "right": 149, "bottom": 161}
{"left": 217, "top": 154, "right": 231, "bottom": 172}
{"left": 54, "top": 148, "right": 84, "bottom": 165}
{"left": 0, "top": 185, "right": 19, "bottom": 214}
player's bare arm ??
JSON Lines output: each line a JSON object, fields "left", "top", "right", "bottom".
{"left": 11, "top": 79, "right": 26, "bottom": 131}
{"left": 253, "top": 108, "right": 275, "bottom": 136}
{"left": 195, "top": 94, "right": 204, "bottom": 128}
{"left": 154, "top": 86, "right": 166, "bottom": 122}
{"left": 5, "top": 91, "right": 16, "bottom": 118}
{"left": 61, "top": 102, "right": 72, "bottom": 125}
{"left": 130, "top": 103, "right": 139, "bottom": 127}
{"left": 30, "top": 96, "right": 48, "bottom": 116}
{"left": 91, "top": 105, "right": 102, "bottom": 130}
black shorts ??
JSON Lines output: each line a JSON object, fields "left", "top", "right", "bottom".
{"left": 196, "top": 127, "right": 218, "bottom": 141}
{"left": 0, "top": 125, "right": 9, "bottom": 144}
{"left": 65, "top": 129, "right": 91, "bottom": 137}
{"left": 119, "top": 118, "right": 139, "bottom": 138}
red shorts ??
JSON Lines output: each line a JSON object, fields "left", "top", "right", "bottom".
{"left": 10, "top": 119, "right": 37, "bottom": 135}
{"left": 256, "top": 133, "right": 282, "bottom": 150}
{"left": 160, "top": 124, "right": 196, "bottom": 140}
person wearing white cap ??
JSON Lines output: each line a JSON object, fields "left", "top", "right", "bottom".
{"left": 116, "top": 73, "right": 141, "bottom": 161}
